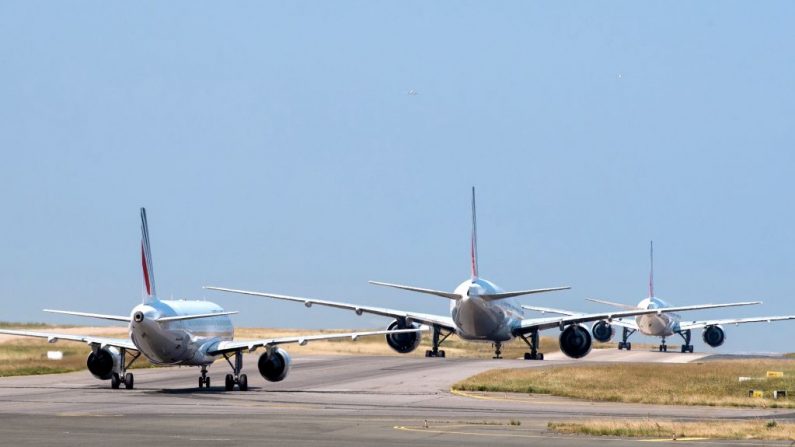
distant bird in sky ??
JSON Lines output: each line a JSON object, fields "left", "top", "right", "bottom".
{"left": 407, "top": 89, "right": 418, "bottom": 96}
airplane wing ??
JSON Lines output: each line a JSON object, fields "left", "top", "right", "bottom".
{"left": 515, "top": 301, "right": 761, "bottom": 334}
{"left": 0, "top": 328, "right": 137, "bottom": 351}
{"left": 679, "top": 315, "right": 795, "bottom": 331}
{"left": 204, "top": 286, "right": 456, "bottom": 331}
{"left": 208, "top": 327, "right": 428, "bottom": 355}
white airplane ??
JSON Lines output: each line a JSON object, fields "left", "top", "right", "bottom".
{"left": 524, "top": 242, "right": 795, "bottom": 353}
{"left": 0, "top": 208, "right": 422, "bottom": 390}
{"left": 206, "top": 188, "right": 760, "bottom": 360}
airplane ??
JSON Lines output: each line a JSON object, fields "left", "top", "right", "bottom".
{"left": 0, "top": 208, "right": 422, "bottom": 390}
{"left": 523, "top": 241, "right": 795, "bottom": 353}
{"left": 205, "top": 188, "right": 760, "bottom": 360}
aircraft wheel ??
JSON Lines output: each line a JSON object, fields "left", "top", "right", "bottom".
{"left": 206, "top": 377, "right": 210, "bottom": 388}
{"left": 617, "top": 342, "right": 624, "bottom": 350}
{"left": 439, "top": 350, "right": 446, "bottom": 358}
{"left": 198, "top": 377, "right": 204, "bottom": 388}
{"left": 111, "top": 373, "right": 121, "bottom": 389}
{"left": 124, "top": 373, "right": 134, "bottom": 390}
{"left": 238, "top": 374, "right": 248, "bottom": 391}
{"left": 225, "top": 374, "right": 234, "bottom": 391}
{"left": 625, "top": 343, "right": 631, "bottom": 351}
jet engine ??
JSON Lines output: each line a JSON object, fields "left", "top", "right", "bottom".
{"left": 258, "top": 348, "right": 291, "bottom": 382}
{"left": 385, "top": 319, "right": 421, "bottom": 354}
{"left": 591, "top": 320, "right": 614, "bottom": 343}
{"left": 702, "top": 325, "right": 725, "bottom": 348}
{"left": 559, "top": 325, "right": 592, "bottom": 359}
{"left": 86, "top": 347, "right": 121, "bottom": 380}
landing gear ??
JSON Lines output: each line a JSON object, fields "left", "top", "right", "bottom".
{"left": 658, "top": 337, "right": 668, "bottom": 352}
{"left": 222, "top": 350, "right": 249, "bottom": 391}
{"left": 198, "top": 366, "right": 211, "bottom": 388}
{"left": 493, "top": 342, "right": 503, "bottom": 359}
{"left": 110, "top": 347, "right": 140, "bottom": 390}
{"left": 677, "top": 329, "right": 694, "bottom": 353}
{"left": 424, "top": 325, "right": 450, "bottom": 358}
{"left": 520, "top": 330, "right": 544, "bottom": 360}
{"left": 617, "top": 327, "right": 635, "bottom": 351}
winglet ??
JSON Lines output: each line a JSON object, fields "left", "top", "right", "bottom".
{"left": 470, "top": 186, "right": 479, "bottom": 280}
{"left": 648, "top": 240, "right": 654, "bottom": 298}
{"left": 140, "top": 208, "right": 157, "bottom": 303}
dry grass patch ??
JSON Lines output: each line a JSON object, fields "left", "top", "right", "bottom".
{"left": 548, "top": 419, "right": 795, "bottom": 440}
{"left": 453, "top": 359, "right": 795, "bottom": 408}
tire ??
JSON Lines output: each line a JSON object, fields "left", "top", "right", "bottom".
{"left": 618, "top": 342, "right": 624, "bottom": 350}
{"left": 124, "top": 373, "right": 134, "bottom": 390}
{"left": 111, "top": 373, "right": 121, "bottom": 389}
{"left": 199, "top": 377, "right": 204, "bottom": 388}
{"left": 206, "top": 377, "right": 210, "bottom": 388}
{"left": 425, "top": 350, "right": 432, "bottom": 357}
{"left": 238, "top": 374, "right": 248, "bottom": 391}
{"left": 439, "top": 350, "right": 446, "bottom": 358}
{"left": 538, "top": 353, "right": 544, "bottom": 360}
{"left": 626, "top": 343, "right": 631, "bottom": 351}
{"left": 225, "top": 374, "right": 234, "bottom": 391}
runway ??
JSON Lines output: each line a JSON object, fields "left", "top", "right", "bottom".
{"left": 0, "top": 351, "right": 790, "bottom": 446}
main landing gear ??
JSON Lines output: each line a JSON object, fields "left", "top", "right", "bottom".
{"left": 677, "top": 329, "right": 694, "bottom": 353}
{"left": 520, "top": 330, "right": 543, "bottom": 360}
{"left": 198, "top": 365, "right": 211, "bottom": 388}
{"left": 222, "top": 350, "right": 248, "bottom": 391}
{"left": 425, "top": 325, "right": 451, "bottom": 358}
{"left": 111, "top": 348, "right": 140, "bottom": 390}
{"left": 617, "top": 327, "right": 635, "bottom": 351}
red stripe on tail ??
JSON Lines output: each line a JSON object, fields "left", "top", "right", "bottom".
{"left": 141, "top": 243, "right": 151, "bottom": 296}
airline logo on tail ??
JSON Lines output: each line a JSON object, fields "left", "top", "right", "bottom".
{"left": 140, "top": 208, "right": 157, "bottom": 300}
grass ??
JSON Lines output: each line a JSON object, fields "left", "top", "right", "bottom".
{"left": 453, "top": 359, "right": 795, "bottom": 408}
{"left": 548, "top": 419, "right": 795, "bottom": 440}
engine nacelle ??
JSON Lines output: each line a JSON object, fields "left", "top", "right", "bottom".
{"left": 258, "top": 348, "right": 291, "bottom": 382}
{"left": 559, "top": 325, "right": 592, "bottom": 359}
{"left": 702, "top": 325, "right": 725, "bottom": 348}
{"left": 591, "top": 320, "right": 614, "bottom": 343}
{"left": 385, "top": 319, "right": 421, "bottom": 354}
{"left": 86, "top": 347, "right": 121, "bottom": 380}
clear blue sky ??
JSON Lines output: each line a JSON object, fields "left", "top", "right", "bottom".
{"left": 1, "top": 2, "right": 793, "bottom": 353}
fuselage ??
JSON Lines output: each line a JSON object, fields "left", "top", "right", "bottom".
{"left": 634, "top": 297, "right": 680, "bottom": 337}
{"left": 129, "top": 299, "right": 234, "bottom": 366}
{"left": 450, "top": 278, "right": 524, "bottom": 342}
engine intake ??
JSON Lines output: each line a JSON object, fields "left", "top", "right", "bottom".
{"left": 258, "top": 348, "right": 291, "bottom": 382}
{"left": 86, "top": 347, "right": 121, "bottom": 380}
{"left": 702, "top": 325, "right": 725, "bottom": 348}
{"left": 559, "top": 325, "right": 592, "bottom": 359}
{"left": 591, "top": 320, "right": 614, "bottom": 343}
{"left": 385, "top": 319, "right": 421, "bottom": 354}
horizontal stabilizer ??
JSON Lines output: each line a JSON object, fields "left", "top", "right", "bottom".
{"left": 43, "top": 309, "right": 131, "bottom": 322}
{"left": 156, "top": 311, "right": 238, "bottom": 322}
{"left": 521, "top": 305, "right": 579, "bottom": 316}
{"left": 585, "top": 298, "right": 640, "bottom": 310}
{"left": 368, "top": 281, "right": 461, "bottom": 300}
{"left": 481, "top": 286, "right": 570, "bottom": 301}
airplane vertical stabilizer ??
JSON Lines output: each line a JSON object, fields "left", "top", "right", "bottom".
{"left": 648, "top": 240, "right": 654, "bottom": 298}
{"left": 140, "top": 208, "right": 158, "bottom": 303}
{"left": 470, "top": 187, "right": 479, "bottom": 280}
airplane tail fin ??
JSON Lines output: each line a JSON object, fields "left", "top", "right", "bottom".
{"left": 470, "top": 186, "right": 478, "bottom": 280}
{"left": 649, "top": 240, "right": 655, "bottom": 298}
{"left": 140, "top": 208, "right": 157, "bottom": 303}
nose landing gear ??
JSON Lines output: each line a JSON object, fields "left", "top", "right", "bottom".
{"left": 198, "top": 365, "right": 211, "bottom": 388}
